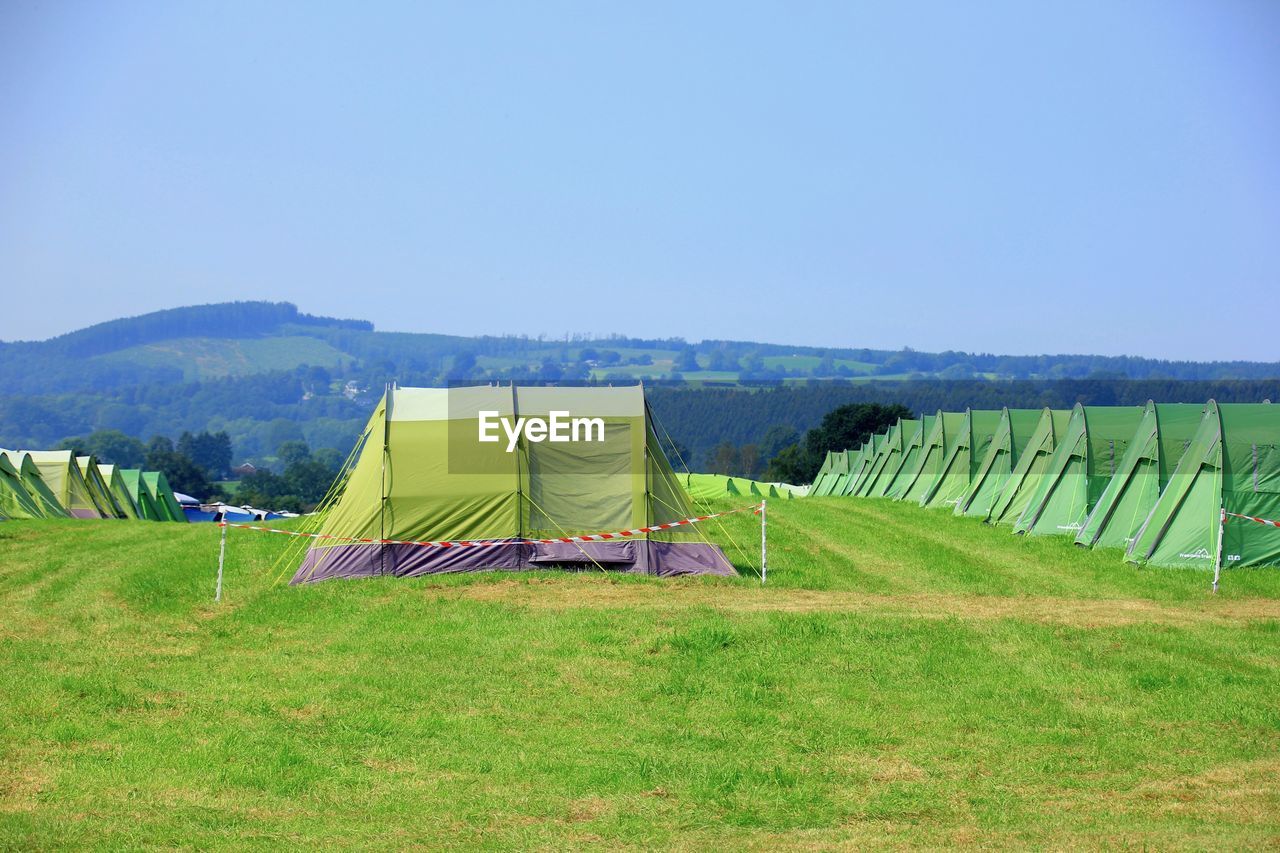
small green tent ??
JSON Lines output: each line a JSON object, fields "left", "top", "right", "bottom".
{"left": 985, "top": 409, "right": 1072, "bottom": 526}
{"left": 1014, "top": 405, "right": 1146, "bottom": 537}
{"left": 143, "top": 471, "right": 187, "bottom": 522}
{"left": 1074, "top": 402, "right": 1203, "bottom": 550}
{"left": 895, "top": 412, "right": 966, "bottom": 504}
{"left": 98, "top": 464, "right": 142, "bottom": 520}
{"left": 921, "top": 409, "right": 1003, "bottom": 509}
{"left": 839, "top": 443, "right": 874, "bottom": 496}
{"left": 866, "top": 418, "right": 922, "bottom": 498}
{"left": 953, "top": 408, "right": 1045, "bottom": 519}
{"left": 1127, "top": 401, "right": 1280, "bottom": 571}
{"left": 77, "top": 456, "right": 126, "bottom": 518}
{"left": 809, "top": 452, "right": 838, "bottom": 495}
{"left": 884, "top": 415, "right": 935, "bottom": 500}
{"left": 21, "top": 450, "right": 103, "bottom": 518}
{"left": 849, "top": 432, "right": 890, "bottom": 496}
{"left": 1, "top": 451, "right": 68, "bottom": 518}
{"left": 0, "top": 453, "right": 44, "bottom": 520}
{"left": 120, "top": 469, "right": 162, "bottom": 521}
{"left": 856, "top": 423, "right": 903, "bottom": 497}
{"left": 683, "top": 473, "right": 787, "bottom": 501}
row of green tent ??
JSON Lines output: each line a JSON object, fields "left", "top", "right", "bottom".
{"left": 0, "top": 449, "right": 186, "bottom": 522}
{"left": 682, "top": 473, "right": 807, "bottom": 502}
{"left": 809, "top": 401, "right": 1280, "bottom": 571}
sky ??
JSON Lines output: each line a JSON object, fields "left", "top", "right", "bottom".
{"left": 1, "top": 1, "right": 1277, "bottom": 361}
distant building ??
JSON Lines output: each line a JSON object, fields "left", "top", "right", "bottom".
{"left": 232, "top": 462, "right": 258, "bottom": 477}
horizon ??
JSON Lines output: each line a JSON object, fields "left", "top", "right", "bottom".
{"left": 2, "top": 2, "right": 1277, "bottom": 361}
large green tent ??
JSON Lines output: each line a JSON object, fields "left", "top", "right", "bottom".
{"left": 77, "top": 456, "right": 126, "bottom": 518}
{"left": 866, "top": 418, "right": 922, "bottom": 498}
{"left": 293, "top": 385, "right": 735, "bottom": 582}
{"left": 120, "top": 469, "right": 162, "bottom": 521}
{"left": 920, "top": 409, "right": 1003, "bottom": 509}
{"left": 1074, "top": 402, "right": 1203, "bottom": 550}
{"left": 1, "top": 451, "right": 68, "bottom": 518}
{"left": 143, "top": 471, "right": 187, "bottom": 522}
{"left": 21, "top": 450, "right": 103, "bottom": 518}
{"left": 0, "top": 453, "right": 44, "bottom": 520}
{"left": 98, "top": 464, "right": 142, "bottom": 520}
{"left": 953, "top": 408, "right": 1045, "bottom": 519}
{"left": 1013, "top": 405, "right": 1146, "bottom": 537}
{"left": 985, "top": 409, "right": 1072, "bottom": 525}
{"left": 1127, "top": 401, "right": 1280, "bottom": 571}
{"left": 895, "top": 412, "right": 966, "bottom": 504}
{"left": 883, "top": 415, "right": 935, "bottom": 500}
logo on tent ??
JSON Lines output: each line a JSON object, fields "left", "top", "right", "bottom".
{"left": 1177, "top": 548, "right": 1213, "bottom": 560}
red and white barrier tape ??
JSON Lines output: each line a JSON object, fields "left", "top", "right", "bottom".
{"left": 1225, "top": 511, "right": 1280, "bottom": 529}
{"left": 218, "top": 502, "right": 763, "bottom": 549}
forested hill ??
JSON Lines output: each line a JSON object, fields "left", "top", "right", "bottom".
{"left": 1, "top": 301, "right": 1278, "bottom": 476}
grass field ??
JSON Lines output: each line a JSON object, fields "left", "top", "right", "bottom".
{"left": 2, "top": 499, "right": 1279, "bottom": 847}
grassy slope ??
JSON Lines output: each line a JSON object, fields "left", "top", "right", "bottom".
{"left": 1, "top": 499, "right": 1278, "bottom": 848}
{"left": 95, "top": 336, "right": 353, "bottom": 380}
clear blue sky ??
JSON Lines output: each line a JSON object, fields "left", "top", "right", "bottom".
{"left": 2, "top": 1, "right": 1276, "bottom": 360}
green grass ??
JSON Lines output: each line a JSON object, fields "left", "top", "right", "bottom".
{"left": 2, "top": 499, "right": 1278, "bottom": 847}
{"left": 95, "top": 336, "right": 353, "bottom": 380}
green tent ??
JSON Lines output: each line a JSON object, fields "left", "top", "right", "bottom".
{"left": 865, "top": 418, "right": 922, "bottom": 498}
{"left": 853, "top": 424, "right": 898, "bottom": 497}
{"left": 0, "top": 453, "right": 44, "bottom": 520}
{"left": 920, "top": 409, "right": 1003, "bottom": 509}
{"left": 823, "top": 448, "right": 858, "bottom": 497}
{"left": 20, "top": 450, "right": 103, "bottom": 518}
{"left": 1127, "top": 401, "right": 1280, "bottom": 571}
{"left": 1075, "top": 402, "right": 1203, "bottom": 550}
{"left": 120, "top": 469, "right": 162, "bottom": 521}
{"left": 884, "top": 415, "right": 936, "bottom": 500}
{"left": 143, "top": 471, "right": 187, "bottom": 522}
{"left": 1013, "top": 405, "right": 1146, "bottom": 537}
{"left": 1, "top": 451, "right": 69, "bottom": 518}
{"left": 986, "top": 409, "right": 1072, "bottom": 525}
{"left": 809, "top": 452, "right": 838, "bottom": 495}
{"left": 953, "top": 409, "right": 1045, "bottom": 519}
{"left": 844, "top": 440, "right": 875, "bottom": 494}
{"left": 848, "top": 432, "right": 890, "bottom": 496}
{"left": 683, "top": 473, "right": 788, "bottom": 501}
{"left": 98, "top": 464, "right": 142, "bottom": 520}
{"left": 77, "top": 456, "right": 126, "bottom": 518}
{"left": 813, "top": 449, "right": 852, "bottom": 497}
{"left": 895, "top": 412, "right": 966, "bottom": 504}
{"left": 293, "top": 385, "right": 735, "bottom": 582}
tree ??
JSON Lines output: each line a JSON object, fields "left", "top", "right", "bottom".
{"left": 675, "top": 348, "right": 699, "bottom": 372}
{"left": 759, "top": 425, "right": 800, "bottom": 461}
{"left": 177, "top": 430, "right": 232, "bottom": 478}
{"left": 277, "top": 440, "right": 312, "bottom": 467}
{"left": 144, "top": 435, "right": 221, "bottom": 499}
{"left": 796, "top": 402, "right": 911, "bottom": 482}
{"left": 708, "top": 441, "right": 741, "bottom": 476}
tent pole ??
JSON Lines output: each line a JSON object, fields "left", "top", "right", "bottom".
{"left": 760, "top": 499, "right": 767, "bottom": 586}
{"left": 1212, "top": 505, "right": 1225, "bottom": 594}
{"left": 215, "top": 522, "right": 227, "bottom": 602}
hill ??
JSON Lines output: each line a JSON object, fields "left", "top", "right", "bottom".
{"left": 2, "top": 500, "right": 1278, "bottom": 846}
{"left": 2, "top": 301, "right": 1280, "bottom": 473}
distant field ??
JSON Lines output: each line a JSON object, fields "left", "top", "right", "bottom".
{"left": 95, "top": 336, "right": 353, "bottom": 380}
{"left": 2, "top": 499, "right": 1278, "bottom": 847}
